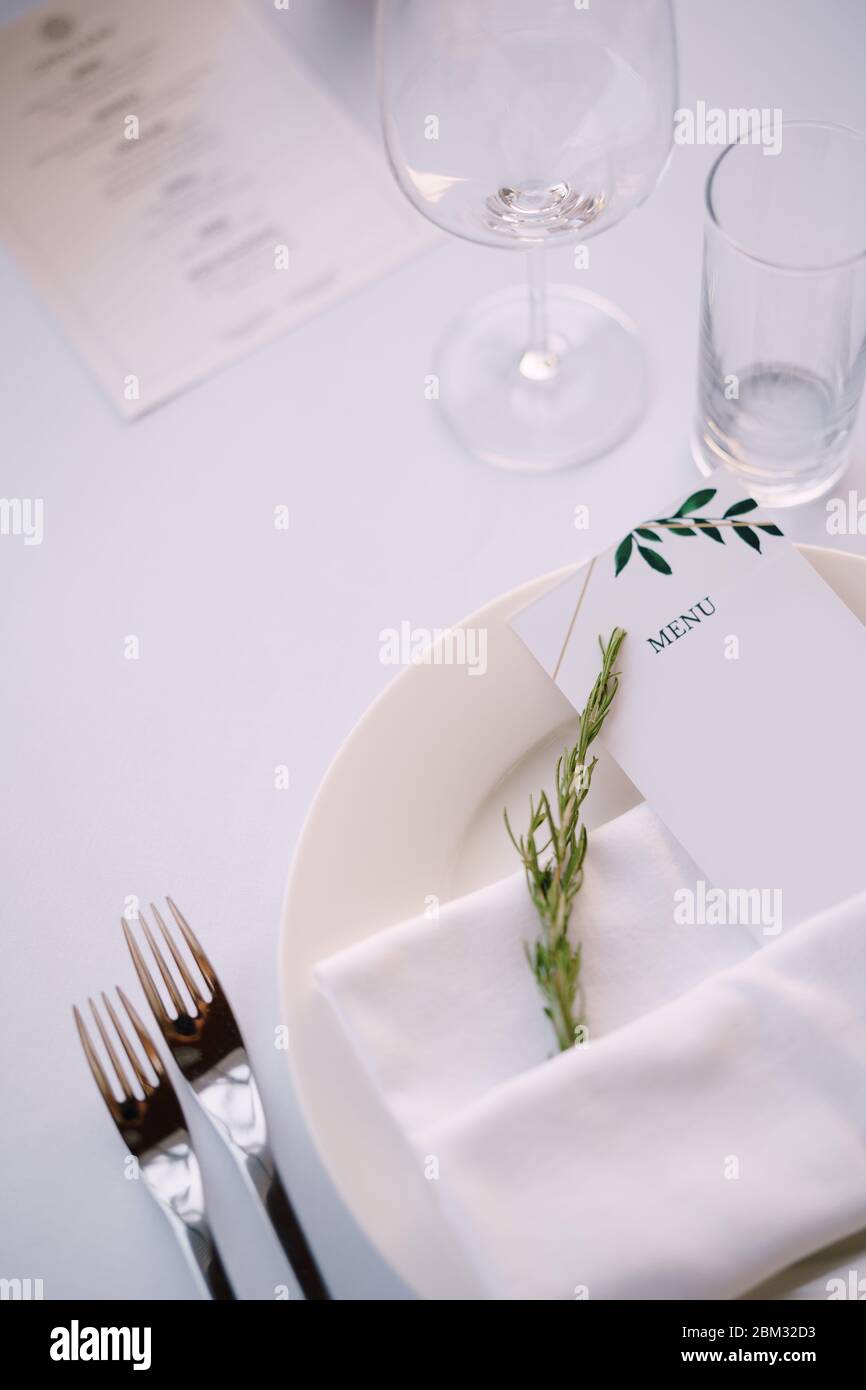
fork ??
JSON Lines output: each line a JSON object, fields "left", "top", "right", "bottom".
{"left": 73, "top": 989, "right": 235, "bottom": 1299}
{"left": 122, "top": 898, "right": 330, "bottom": 1301}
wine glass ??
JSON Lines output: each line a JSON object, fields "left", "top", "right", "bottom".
{"left": 377, "top": 0, "right": 677, "bottom": 471}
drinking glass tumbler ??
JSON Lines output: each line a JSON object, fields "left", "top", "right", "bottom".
{"left": 693, "top": 121, "right": 866, "bottom": 506}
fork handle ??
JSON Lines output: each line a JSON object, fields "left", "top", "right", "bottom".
{"left": 262, "top": 1161, "right": 330, "bottom": 1300}
{"left": 222, "top": 1132, "right": 329, "bottom": 1300}
{"left": 189, "top": 1227, "right": 235, "bottom": 1301}
{"left": 144, "top": 1149, "right": 237, "bottom": 1301}
{"left": 156, "top": 1204, "right": 237, "bottom": 1301}
{"left": 197, "top": 1062, "right": 330, "bottom": 1299}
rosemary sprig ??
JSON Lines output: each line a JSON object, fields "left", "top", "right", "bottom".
{"left": 505, "top": 627, "right": 627, "bottom": 1051}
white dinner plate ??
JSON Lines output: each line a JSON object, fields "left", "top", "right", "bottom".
{"left": 278, "top": 545, "right": 866, "bottom": 1300}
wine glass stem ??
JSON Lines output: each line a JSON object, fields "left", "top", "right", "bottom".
{"left": 521, "top": 247, "right": 559, "bottom": 381}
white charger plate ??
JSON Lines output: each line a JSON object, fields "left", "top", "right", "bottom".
{"left": 278, "top": 545, "right": 866, "bottom": 1299}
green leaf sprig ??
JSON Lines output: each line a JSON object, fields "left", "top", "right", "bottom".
{"left": 505, "top": 627, "right": 627, "bottom": 1052}
{"left": 614, "top": 489, "right": 783, "bottom": 577}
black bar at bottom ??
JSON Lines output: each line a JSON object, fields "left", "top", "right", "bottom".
{"left": 6, "top": 1296, "right": 863, "bottom": 1373}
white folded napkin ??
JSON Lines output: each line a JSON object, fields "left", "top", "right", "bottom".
{"left": 315, "top": 801, "right": 755, "bottom": 1138}
{"left": 422, "top": 885, "right": 866, "bottom": 1300}
{"left": 315, "top": 803, "right": 866, "bottom": 1298}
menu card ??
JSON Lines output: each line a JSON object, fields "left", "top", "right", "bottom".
{"left": 0, "top": 0, "right": 434, "bottom": 415}
{"left": 512, "top": 477, "right": 866, "bottom": 937}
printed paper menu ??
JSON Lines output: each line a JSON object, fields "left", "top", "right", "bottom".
{"left": 512, "top": 477, "right": 866, "bottom": 936}
{"left": 0, "top": 0, "right": 434, "bottom": 416}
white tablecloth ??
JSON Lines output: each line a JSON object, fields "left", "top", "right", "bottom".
{"left": 1, "top": 0, "right": 865, "bottom": 1299}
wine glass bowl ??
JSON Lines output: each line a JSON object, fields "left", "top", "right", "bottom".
{"left": 380, "top": 8, "right": 674, "bottom": 251}
{"left": 377, "top": 0, "right": 677, "bottom": 470}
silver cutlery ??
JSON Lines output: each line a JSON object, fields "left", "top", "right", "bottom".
{"left": 122, "top": 898, "right": 330, "bottom": 1301}
{"left": 73, "top": 989, "right": 235, "bottom": 1299}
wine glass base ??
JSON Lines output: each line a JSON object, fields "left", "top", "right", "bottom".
{"left": 434, "top": 286, "right": 647, "bottom": 472}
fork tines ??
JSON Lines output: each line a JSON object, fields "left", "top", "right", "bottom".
{"left": 73, "top": 989, "right": 162, "bottom": 1127}
{"left": 122, "top": 897, "right": 214, "bottom": 1025}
